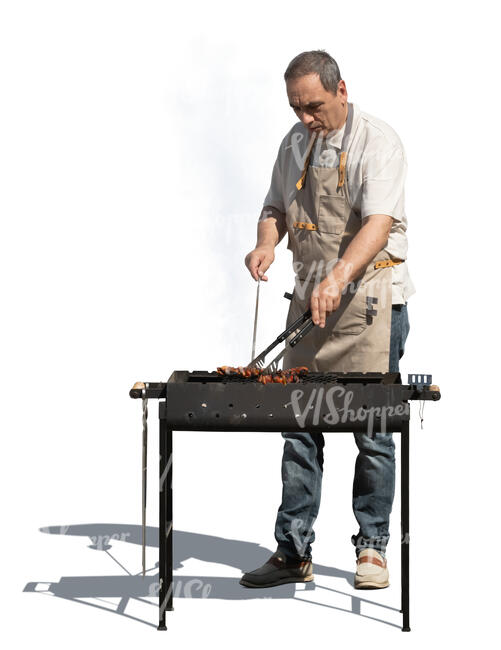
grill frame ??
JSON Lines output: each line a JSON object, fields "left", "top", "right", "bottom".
{"left": 163, "top": 378, "right": 412, "bottom": 433}
{"left": 130, "top": 370, "right": 440, "bottom": 433}
{"left": 129, "top": 369, "right": 441, "bottom": 632}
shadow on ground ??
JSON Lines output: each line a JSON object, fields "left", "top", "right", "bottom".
{"left": 23, "top": 524, "right": 400, "bottom": 629}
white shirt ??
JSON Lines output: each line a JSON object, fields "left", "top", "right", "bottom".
{"left": 263, "top": 103, "right": 416, "bottom": 304}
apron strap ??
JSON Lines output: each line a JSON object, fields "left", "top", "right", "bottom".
{"left": 339, "top": 102, "right": 354, "bottom": 153}
{"left": 295, "top": 132, "right": 318, "bottom": 191}
{"left": 337, "top": 102, "right": 354, "bottom": 189}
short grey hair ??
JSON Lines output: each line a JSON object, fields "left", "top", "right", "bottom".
{"left": 284, "top": 50, "right": 342, "bottom": 94}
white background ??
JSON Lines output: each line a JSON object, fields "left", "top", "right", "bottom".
{"left": 1, "top": 0, "right": 499, "bottom": 646}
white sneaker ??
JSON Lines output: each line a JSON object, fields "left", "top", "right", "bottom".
{"left": 354, "top": 548, "right": 389, "bottom": 589}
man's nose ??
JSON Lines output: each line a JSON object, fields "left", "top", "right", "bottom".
{"left": 299, "top": 111, "right": 314, "bottom": 126}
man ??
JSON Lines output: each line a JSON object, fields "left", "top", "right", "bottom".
{"left": 241, "top": 51, "right": 414, "bottom": 589}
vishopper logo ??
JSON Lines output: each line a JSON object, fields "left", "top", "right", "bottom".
{"left": 286, "top": 385, "right": 409, "bottom": 434}
{"left": 88, "top": 532, "right": 131, "bottom": 550}
{"left": 258, "top": 207, "right": 276, "bottom": 222}
{"left": 285, "top": 130, "right": 337, "bottom": 169}
{"left": 292, "top": 259, "right": 345, "bottom": 297}
{"left": 286, "top": 131, "right": 308, "bottom": 169}
{"left": 148, "top": 578, "right": 212, "bottom": 599}
{"left": 290, "top": 517, "right": 314, "bottom": 559}
{"left": 292, "top": 259, "right": 362, "bottom": 301}
{"left": 292, "top": 259, "right": 393, "bottom": 310}
{"left": 159, "top": 451, "right": 172, "bottom": 492}
{"left": 285, "top": 129, "right": 403, "bottom": 171}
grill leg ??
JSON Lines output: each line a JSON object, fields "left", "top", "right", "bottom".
{"left": 401, "top": 419, "right": 410, "bottom": 631}
{"left": 158, "top": 416, "right": 173, "bottom": 630}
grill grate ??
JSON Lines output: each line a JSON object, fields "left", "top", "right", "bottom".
{"left": 187, "top": 371, "right": 401, "bottom": 385}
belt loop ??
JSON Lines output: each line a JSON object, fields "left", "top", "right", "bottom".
{"left": 293, "top": 221, "right": 318, "bottom": 231}
{"left": 374, "top": 258, "right": 404, "bottom": 270}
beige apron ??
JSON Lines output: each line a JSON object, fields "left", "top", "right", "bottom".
{"left": 282, "top": 103, "right": 394, "bottom": 373}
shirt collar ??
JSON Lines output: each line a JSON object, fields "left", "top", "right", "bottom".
{"left": 324, "top": 102, "right": 360, "bottom": 150}
{"left": 324, "top": 125, "right": 344, "bottom": 149}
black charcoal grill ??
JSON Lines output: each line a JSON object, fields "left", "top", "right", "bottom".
{"left": 129, "top": 369, "right": 440, "bottom": 632}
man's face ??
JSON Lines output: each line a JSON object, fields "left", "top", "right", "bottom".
{"left": 286, "top": 74, "right": 348, "bottom": 136}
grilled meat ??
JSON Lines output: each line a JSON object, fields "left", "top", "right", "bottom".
{"left": 216, "top": 366, "right": 309, "bottom": 384}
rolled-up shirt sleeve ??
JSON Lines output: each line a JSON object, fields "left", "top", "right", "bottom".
{"left": 361, "top": 142, "right": 407, "bottom": 222}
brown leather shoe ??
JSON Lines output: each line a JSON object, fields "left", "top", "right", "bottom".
{"left": 354, "top": 548, "right": 389, "bottom": 589}
{"left": 239, "top": 548, "right": 314, "bottom": 588}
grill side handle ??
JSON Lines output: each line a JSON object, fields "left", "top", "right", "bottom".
{"left": 130, "top": 382, "right": 167, "bottom": 399}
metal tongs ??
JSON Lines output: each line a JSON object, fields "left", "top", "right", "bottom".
{"left": 247, "top": 308, "right": 316, "bottom": 373}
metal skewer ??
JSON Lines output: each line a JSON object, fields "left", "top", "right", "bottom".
{"left": 251, "top": 277, "right": 260, "bottom": 361}
{"left": 141, "top": 383, "right": 149, "bottom": 577}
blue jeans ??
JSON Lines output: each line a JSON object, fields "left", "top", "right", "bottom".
{"left": 274, "top": 303, "right": 410, "bottom": 560}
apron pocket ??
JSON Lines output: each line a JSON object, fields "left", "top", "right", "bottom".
{"left": 330, "top": 284, "right": 369, "bottom": 336}
{"left": 317, "top": 194, "right": 345, "bottom": 234}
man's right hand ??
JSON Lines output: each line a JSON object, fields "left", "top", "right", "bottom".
{"left": 244, "top": 246, "right": 275, "bottom": 281}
